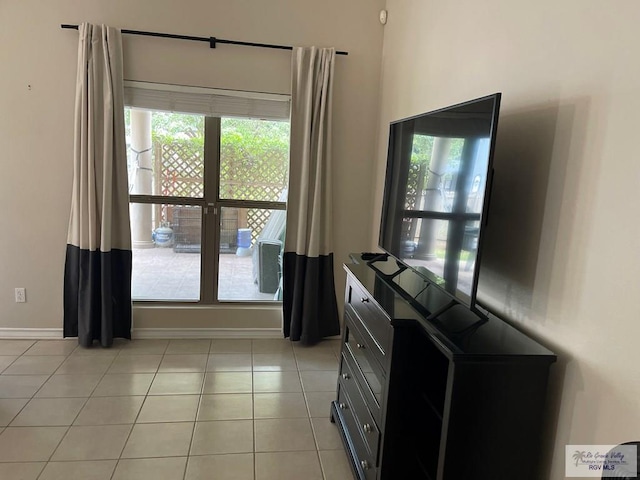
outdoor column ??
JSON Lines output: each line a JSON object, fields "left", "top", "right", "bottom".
{"left": 130, "top": 109, "right": 154, "bottom": 248}
{"left": 415, "top": 137, "right": 452, "bottom": 259}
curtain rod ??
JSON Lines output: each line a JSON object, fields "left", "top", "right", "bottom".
{"left": 60, "top": 24, "right": 348, "bottom": 56}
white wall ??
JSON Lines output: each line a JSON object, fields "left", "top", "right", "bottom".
{"left": 0, "top": 0, "right": 385, "bottom": 331}
{"left": 375, "top": 1, "right": 640, "bottom": 477}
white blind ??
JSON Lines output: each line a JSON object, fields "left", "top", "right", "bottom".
{"left": 123, "top": 81, "right": 291, "bottom": 120}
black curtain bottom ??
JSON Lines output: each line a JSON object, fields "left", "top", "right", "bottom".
{"left": 283, "top": 252, "right": 340, "bottom": 345}
{"left": 63, "top": 245, "right": 132, "bottom": 348}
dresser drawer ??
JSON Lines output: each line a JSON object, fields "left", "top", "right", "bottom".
{"left": 337, "top": 381, "right": 378, "bottom": 480}
{"left": 346, "top": 277, "right": 392, "bottom": 365}
{"left": 344, "top": 312, "right": 384, "bottom": 421}
{"left": 339, "top": 355, "right": 381, "bottom": 458}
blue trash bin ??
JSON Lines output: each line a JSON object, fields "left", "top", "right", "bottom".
{"left": 236, "top": 228, "right": 252, "bottom": 256}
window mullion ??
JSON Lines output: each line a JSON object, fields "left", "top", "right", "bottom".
{"left": 129, "top": 195, "right": 205, "bottom": 206}
{"left": 201, "top": 117, "right": 222, "bottom": 304}
{"left": 215, "top": 199, "right": 287, "bottom": 211}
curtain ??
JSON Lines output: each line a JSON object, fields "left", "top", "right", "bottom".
{"left": 283, "top": 47, "right": 340, "bottom": 344}
{"left": 63, "top": 23, "right": 132, "bottom": 348}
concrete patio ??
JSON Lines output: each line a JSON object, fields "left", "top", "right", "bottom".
{"left": 131, "top": 247, "right": 275, "bottom": 302}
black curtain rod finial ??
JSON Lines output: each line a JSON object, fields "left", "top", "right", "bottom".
{"left": 209, "top": 37, "right": 216, "bottom": 49}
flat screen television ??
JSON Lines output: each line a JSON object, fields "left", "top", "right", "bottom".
{"left": 378, "top": 93, "right": 501, "bottom": 307}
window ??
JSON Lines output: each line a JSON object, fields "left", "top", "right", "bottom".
{"left": 124, "top": 82, "right": 290, "bottom": 303}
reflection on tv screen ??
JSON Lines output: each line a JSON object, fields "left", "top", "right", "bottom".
{"left": 402, "top": 136, "right": 490, "bottom": 297}
{"left": 379, "top": 94, "right": 500, "bottom": 305}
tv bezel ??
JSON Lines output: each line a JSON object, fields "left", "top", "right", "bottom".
{"left": 377, "top": 93, "right": 502, "bottom": 308}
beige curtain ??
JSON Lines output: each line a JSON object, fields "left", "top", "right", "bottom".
{"left": 64, "top": 23, "right": 132, "bottom": 348}
{"left": 283, "top": 47, "right": 340, "bottom": 344}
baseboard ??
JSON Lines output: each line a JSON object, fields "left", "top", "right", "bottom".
{"left": 0, "top": 327, "right": 282, "bottom": 340}
{"left": 132, "top": 328, "right": 282, "bottom": 339}
{"left": 0, "top": 328, "right": 64, "bottom": 339}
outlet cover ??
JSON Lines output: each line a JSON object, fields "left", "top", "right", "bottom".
{"left": 15, "top": 288, "right": 26, "bottom": 303}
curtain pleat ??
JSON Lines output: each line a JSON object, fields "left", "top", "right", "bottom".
{"left": 63, "top": 23, "right": 132, "bottom": 348}
{"left": 283, "top": 47, "right": 340, "bottom": 344}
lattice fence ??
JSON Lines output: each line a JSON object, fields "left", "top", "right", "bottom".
{"left": 247, "top": 208, "right": 272, "bottom": 244}
{"left": 403, "top": 162, "right": 424, "bottom": 242}
{"left": 154, "top": 140, "right": 204, "bottom": 198}
{"left": 153, "top": 139, "right": 288, "bottom": 245}
{"left": 219, "top": 144, "right": 288, "bottom": 202}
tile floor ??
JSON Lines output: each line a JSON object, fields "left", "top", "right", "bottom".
{"left": 0, "top": 338, "right": 352, "bottom": 480}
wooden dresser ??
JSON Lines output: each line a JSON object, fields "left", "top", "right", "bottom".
{"left": 331, "top": 257, "right": 556, "bottom": 480}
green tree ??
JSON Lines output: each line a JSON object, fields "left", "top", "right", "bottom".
{"left": 220, "top": 118, "right": 290, "bottom": 201}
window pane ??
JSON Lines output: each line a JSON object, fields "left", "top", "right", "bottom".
{"left": 125, "top": 108, "right": 205, "bottom": 198}
{"left": 217, "top": 207, "right": 285, "bottom": 301}
{"left": 219, "top": 118, "right": 289, "bottom": 202}
{"left": 131, "top": 203, "right": 202, "bottom": 301}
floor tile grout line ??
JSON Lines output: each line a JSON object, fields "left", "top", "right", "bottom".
{"left": 250, "top": 342, "right": 257, "bottom": 480}
{"left": 35, "top": 342, "right": 120, "bottom": 477}
{"left": 110, "top": 344, "right": 165, "bottom": 479}
{"left": 2, "top": 396, "right": 34, "bottom": 428}
{"left": 71, "top": 344, "right": 122, "bottom": 420}
{"left": 294, "top": 342, "right": 340, "bottom": 480}
{"left": 166, "top": 339, "right": 206, "bottom": 479}
{"left": 251, "top": 342, "right": 256, "bottom": 480}
{"left": 4, "top": 342, "right": 96, "bottom": 430}
{"left": 0, "top": 341, "right": 55, "bottom": 480}
{"left": 0, "top": 347, "right": 31, "bottom": 374}
{"left": 182, "top": 340, "right": 213, "bottom": 480}
{"left": 6, "top": 350, "right": 59, "bottom": 398}
{"left": 0, "top": 344, "right": 40, "bottom": 424}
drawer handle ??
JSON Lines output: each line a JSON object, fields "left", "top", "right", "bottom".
{"left": 341, "top": 373, "right": 350, "bottom": 380}
{"left": 360, "top": 297, "right": 370, "bottom": 303}
{"left": 361, "top": 460, "right": 371, "bottom": 470}
{"left": 356, "top": 343, "right": 365, "bottom": 349}
{"left": 363, "top": 423, "right": 372, "bottom": 433}
{"left": 339, "top": 402, "right": 348, "bottom": 410}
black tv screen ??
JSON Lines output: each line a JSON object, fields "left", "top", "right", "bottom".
{"left": 378, "top": 93, "right": 501, "bottom": 306}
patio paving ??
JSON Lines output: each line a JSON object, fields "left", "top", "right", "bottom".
{"left": 131, "top": 247, "right": 275, "bottom": 302}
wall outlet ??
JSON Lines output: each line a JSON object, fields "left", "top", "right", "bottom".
{"left": 15, "top": 288, "right": 26, "bottom": 303}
